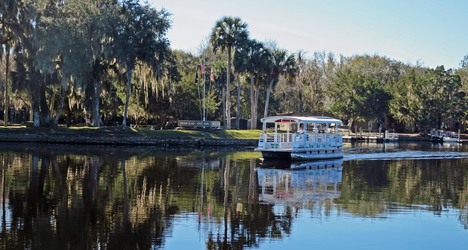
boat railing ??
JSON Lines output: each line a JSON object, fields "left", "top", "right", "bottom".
{"left": 259, "top": 132, "right": 294, "bottom": 143}
{"left": 293, "top": 133, "right": 342, "bottom": 147}
{"left": 258, "top": 132, "right": 342, "bottom": 149}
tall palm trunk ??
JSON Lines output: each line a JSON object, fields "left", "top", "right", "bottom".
{"left": 222, "top": 83, "right": 226, "bottom": 129}
{"left": 250, "top": 76, "right": 255, "bottom": 129}
{"left": 236, "top": 74, "right": 241, "bottom": 129}
{"left": 226, "top": 46, "right": 231, "bottom": 129}
{"left": 3, "top": 43, "right": 9, "bottom": 127}
{"left": 253, "top": 83, "right": 260, "bottom": 128}
{"left": 263, "top": 79, "right": 274, "bottom": 118}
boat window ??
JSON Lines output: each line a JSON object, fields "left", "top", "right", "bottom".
{"left": 307, "top": 123, "right": 317, "bottom": 132}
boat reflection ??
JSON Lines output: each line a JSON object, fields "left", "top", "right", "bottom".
{"left": 257, "top": 159, "right": 343, "bottom": 205}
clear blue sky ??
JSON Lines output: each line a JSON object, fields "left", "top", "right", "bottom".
{"left": 149, "top": 0, "right": 468, "bottom": 69}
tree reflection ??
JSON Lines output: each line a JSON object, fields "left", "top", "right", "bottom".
{"left": 338, "top": 159, "right": 468, "bottom": 221}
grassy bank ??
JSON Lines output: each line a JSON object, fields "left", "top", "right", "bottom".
{"left": 136, "top": 127, "right": 261, "bottom": 139}
{"left": 0, "top": 126, "right": 262, "bottom": 146}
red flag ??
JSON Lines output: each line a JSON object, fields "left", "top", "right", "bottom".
{"left": 210, "top": 67, "right": 215, "bottom": 83}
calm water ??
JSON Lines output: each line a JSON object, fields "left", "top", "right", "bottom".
{"left": 0, "top": 142, "right": 467, "bottom": 249}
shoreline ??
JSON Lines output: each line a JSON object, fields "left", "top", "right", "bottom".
{"left": 0, "top": 127, "right": 461, "bottom": 147}
{"left": 0, "top": 127, "right": 258, "bottom": 147}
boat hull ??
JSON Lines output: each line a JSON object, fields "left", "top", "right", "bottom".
{"left": 259, "top": 148, "right": 343, "bottom": 161}
{"left": 261, "top": 150, "right": 292, "bottom": 160}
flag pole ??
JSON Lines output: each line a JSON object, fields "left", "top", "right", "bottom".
{"left": 195, "top": 71, "right": 202, "bottom": 120}
{"left": 202, "top": 55, "right": 206, "bottom": 122}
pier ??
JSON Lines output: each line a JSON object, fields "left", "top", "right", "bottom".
{"left": 342, "top": 132, "right": 398, "bottom": 143}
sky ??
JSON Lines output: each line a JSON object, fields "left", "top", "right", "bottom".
{"left": 148, "top": 0, "right": 468, "bottom": 69}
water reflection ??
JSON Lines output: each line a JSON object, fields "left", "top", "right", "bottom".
{"left": 0, "top": 144, "right": 466, "bottom": 249}
{"left": 257, "top": 161, "right": 342, "bottom": 205}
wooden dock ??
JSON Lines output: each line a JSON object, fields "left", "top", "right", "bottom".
{"left": 342, "top": 132, "right": 398, "bottom": 143}
{"left": 343, "top": 135, "right": 384, "bottom": 143}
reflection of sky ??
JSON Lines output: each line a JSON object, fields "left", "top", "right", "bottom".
{"left": 164, "top": 208, "right": 467, "bottom": 250}
{"left": 165, "top": 213, "right": 207, "bottom": 250}
{"left": 0, "top": 200, "right": 12, "bottom": 230}
{"left": 261, "top": 208, "right": 467, "bottom": 250}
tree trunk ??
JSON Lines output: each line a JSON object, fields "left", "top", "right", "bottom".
{"left": 3, "top": 43, "right": 9, "bottom": 127}
{"left": 39, "top": 84, "right": 51, "bottom": 126}
{"left": 263, "top": 79, "right": 274, "bottom": 118}
{"left": 226, "top": 46, "right": 231, "bottom": 129}
{"left": 236, "top": 74, "right": 241, "bottom": 129}
{"left": 92, "top": 79, "right": 101, "bottom": 127}
{"left": 253, "top": 83, "right": 260, "bottom": 128}
{"left": 29, "top": 82, "right": 41, "bottom": 128}
{"left": 28, "top": 155, "right": 40, "bottom": 212}
{"left": 248, "top": 159, "right": 257, "bottom": 204}
{"left": 121, "top": 160, "right": 129, "bottom": 223}
{"left": 299, "top": 86, "right": 303, "bottom": 116}
{"left": 84, "top": 157, "right": 100, "bottom": 210}
{"left": 223, "top": 157, "right": 230, "bottom": 241}
{"left": 348, "top": 118, "right": 354, "bottom": 134}
{"left": 53, "top": 78, "right": 68, "bottom": 125}
{"left": 250, "top": 76, "right": 255, "bottom": 129}
{"left": 122, "top": 68, "right": 132, "bottom": 127}
{"left": 33, "top": 110, "right": 40, "bottom": 127}
{"left": 222, "top": 80, "right": 226, "bottom": 129}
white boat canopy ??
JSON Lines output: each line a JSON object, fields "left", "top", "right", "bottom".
{"left": 260, "top": 116, "right": 343, "bottom": 125}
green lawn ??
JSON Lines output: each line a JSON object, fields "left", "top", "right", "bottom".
{"left": 137, "top": 128, "right": 262, "bottom": 140}
{"left": 0, "top": 125, "right": 262, "bottom": 140}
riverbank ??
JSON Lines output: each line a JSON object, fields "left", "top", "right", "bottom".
{"left": 0, "top": 126, "right": 260, "bottom": 147}
{"left": 0, "top": 126, "right": 464, "bottom": 147}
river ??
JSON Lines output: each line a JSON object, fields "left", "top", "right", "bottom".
{"left": 0, "top": 142, "right": 466, "bottom": 249}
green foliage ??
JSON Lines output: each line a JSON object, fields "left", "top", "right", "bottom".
{"left": 390, "top": 66, "right": 466, "bottom": 130}
{"left": 3, "top": 0, "right": 468, "bottom": 132}
{"left": 209, "top": 16, "right": 249, "bottom": 55}
{"left": 389, "top": 69, "right": 424, "bottom": 126}
{"left": 327, "top": 68, "right": 390, "bottom": 121}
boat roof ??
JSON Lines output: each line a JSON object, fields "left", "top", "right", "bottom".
{"left": 260, "top": 116, "right": 343, "bottom": 125}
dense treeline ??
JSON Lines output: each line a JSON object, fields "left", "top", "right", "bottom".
{"left": 2, "top": 1, "right": 468, "bottom": 131}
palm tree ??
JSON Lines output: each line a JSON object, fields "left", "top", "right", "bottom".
{"left": 234, "top": 39, "right": 269, "bottom": 129}
{"left": 210, "top": 16, "right": 249, "bottom": 129}
{"left": 263, "top": 48, "right": 296, "bottom": 118}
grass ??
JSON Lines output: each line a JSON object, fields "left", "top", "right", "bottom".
{"left": 0, "top": 125, "right": 262, "bottom": 140}
{"left": 137, "top": 128, "right": 262, "bottom": 140}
